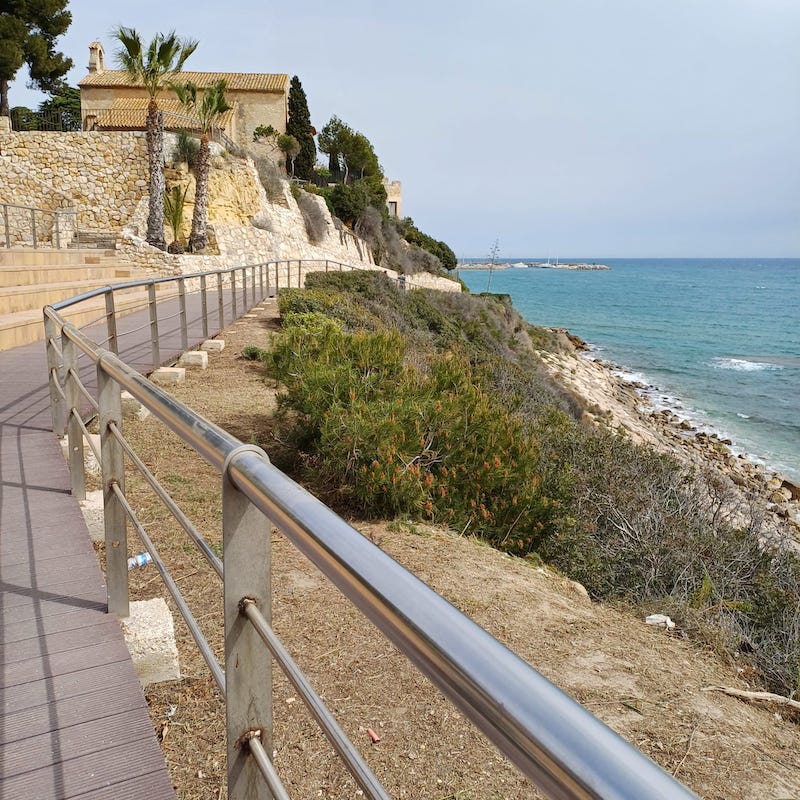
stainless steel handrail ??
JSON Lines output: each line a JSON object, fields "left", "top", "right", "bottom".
{"left": 43, "top": 262, "right": 699, "bottom": 800}
{"left": 1, "top": 201, "right": 79, "bottom": 249}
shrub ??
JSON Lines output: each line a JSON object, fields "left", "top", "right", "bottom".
{"left": 296, "top": 191, "right": 328, "bottom": 244}
{"left": 174, "top": 130, "right": 199, "bottom": 169}
{"left": 261, "top": 269, "right": 800, "bottom": 696}
{"left": 267, "top": 315, "right": 567, "bottom": 550}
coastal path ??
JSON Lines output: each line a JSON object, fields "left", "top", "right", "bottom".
{"left": 0, "top": 285, "right": 246, "bottom": 799}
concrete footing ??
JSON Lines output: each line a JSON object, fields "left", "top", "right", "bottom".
{"left": 121, "top": 390, "right": 151, "bottom": 421}
{"left": 60, "top": 432, "right": 101, "bottom": 475}
{"left": 200, "top": 339, "right": 225, "bottom": 352}
{"left": 79, "top": 489, "right": 105, "bottom": 543}
{"left": 151, "top": 366, "right": 185, "bottom": 385}
{"left": 119, "top": 598, "right": 181, "bottom": 687}
{"left": 177, "top": 350, "right": 208, "bottom": 369}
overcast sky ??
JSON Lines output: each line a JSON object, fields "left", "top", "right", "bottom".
{"left": 9, "top": 0, "right": 800, "bottom": 258}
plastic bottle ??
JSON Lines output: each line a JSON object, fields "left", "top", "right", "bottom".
{"left": 127, "top": 552, "right": 152, "bottom": 570}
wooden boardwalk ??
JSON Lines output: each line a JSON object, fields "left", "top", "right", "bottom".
{"left": 0, "top": 282, "right": 258, "bottom": 799}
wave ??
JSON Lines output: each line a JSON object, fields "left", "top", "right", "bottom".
{"left": 711, "top": 357, "right": 784, "bottom": 372}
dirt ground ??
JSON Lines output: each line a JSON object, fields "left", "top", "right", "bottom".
{"left": 117, "top": 298, "right": 800, "bottom": 800}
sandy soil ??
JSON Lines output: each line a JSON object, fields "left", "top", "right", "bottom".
{"left": 117, "top": 299, "right": 800, "bottom": 800}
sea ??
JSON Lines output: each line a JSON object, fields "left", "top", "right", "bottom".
{"left": 458, "top": 259, "right": 800, "bottom": 483}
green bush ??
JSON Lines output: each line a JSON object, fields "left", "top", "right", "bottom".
{"left": 174, "top": 130, "right": 199, "bottom": 168}
{"left": 267, "top": 311, "right": 568, "bottom": 552}
{"left": 259, "top": 269, "right": 800, "bottom": 696}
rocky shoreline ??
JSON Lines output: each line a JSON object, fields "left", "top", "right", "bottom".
{"left": 539, "top": 330, "right": 800, "bottom": 543}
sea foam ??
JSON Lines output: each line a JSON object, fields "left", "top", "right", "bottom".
{"left": 711, "top": 357, "right": 783, "bottom": 372}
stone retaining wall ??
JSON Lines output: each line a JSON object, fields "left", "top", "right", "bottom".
{"left": 0, "top": 130, "right": 148, "bottom": 230}
{"left": 0, "top": 129, "right": 460, "bottom": 295}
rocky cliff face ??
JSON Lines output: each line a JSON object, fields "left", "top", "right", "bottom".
{"left": 123, "top": 151, "right": 380, "bottom": 273}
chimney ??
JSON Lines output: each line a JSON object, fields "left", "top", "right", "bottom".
{"left": 88, "top": 42, "right": 105, "bottom": 73}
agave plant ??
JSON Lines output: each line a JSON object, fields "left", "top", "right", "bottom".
{"left": 113, "top": 27, "right": 198, "bottom": 250}
{"left": 172, "top": 79, "right": 231, "bottom": 252}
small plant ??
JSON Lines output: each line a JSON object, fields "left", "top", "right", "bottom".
{"left": 163, "top": 185, "right": 188, "bottom": 253}
{"left": 241, "top": 345, "right": 268, "bottom": 361}
{"left": 174, "top": 130, "right": 199, "bottom": 168}
{"left": 253, "top": 124, "right": 277, "bottom": 142}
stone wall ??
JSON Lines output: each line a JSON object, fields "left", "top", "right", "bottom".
{"left": 0, "top": 128, "right": 461, "bottom": 295}
{"left": 0, "top": 130, "right": 148, "bottom": 231}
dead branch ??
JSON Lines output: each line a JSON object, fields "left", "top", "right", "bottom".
{"left": 702, "top": 685, "right": 800, "bottom": 711}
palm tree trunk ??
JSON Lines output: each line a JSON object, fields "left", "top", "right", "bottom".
{"left": 146, "top": 102, "right": 167, "bottom": 250}
{"left": 189, "top": 136, "right": 211, "bottom": 253}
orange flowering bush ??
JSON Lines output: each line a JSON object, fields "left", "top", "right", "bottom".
{"left": 269, "top": 312, "right": 569, "bottom": 554}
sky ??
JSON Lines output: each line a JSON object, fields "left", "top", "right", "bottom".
{"left": 8, "top": 0, "right": 800, "bottom": 258}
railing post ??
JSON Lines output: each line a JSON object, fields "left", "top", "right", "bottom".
{"left": 230, "top": 269, "right": 237, "bottom": 319}
{"left": 54, "top": 212, "right": 61, "bottom": 249}
{"left": 178, "top": 277, "right": 188, "bottom": 352}
{"left": 44, "top": 315, "right": 66, "bottom": 437}
{"left": 148, "top": 282, "right": 161, "bottom": 369}
{"left": 98, "top": 358, "right": 128, "bottom": 618}
{"left": 274, "top": 262, "right": 279, "bottom": 295}
{"left": 201, "top": 274, "right": 209, "bottom": 339}
{"left": 259, "top": 263, "right": 265, "bottom": 300}
{"left": 2, "top": 205, "right": 10, "bottom": 249}
{"left": 63, "top": 337, "right": 86, "bottom": 500}
{"left": 105, "top": 290, "right": 119, "bottom": 355}
{"left": 223, "top": 448, "right": 273, "bottom": 800}
{"left": 217, "top": 271, "right": 225, "bottom": 329}
{"left": 31, "top": 208, "right": 38, "bottom": 248}
{"left": 325, "top": 259, "right": 329, "bottom": 273}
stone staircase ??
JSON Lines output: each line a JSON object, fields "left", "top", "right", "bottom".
{"left": 0, "top": 248, "right": 155, "bottom": 351}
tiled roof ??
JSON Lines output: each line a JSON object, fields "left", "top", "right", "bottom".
{"left": 89, "top": 97, "right": 235, "bottom": 131}
{"left": 80, "top": 70, "right": 288, "bottom": 93}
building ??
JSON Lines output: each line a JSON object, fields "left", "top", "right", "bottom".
{"left": 384, "top": 179, "right": 402, "bottom": 219}
{"left": 78, "top": 42, "right": 288, "bottom": 148}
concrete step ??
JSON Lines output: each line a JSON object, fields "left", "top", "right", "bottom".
{"left": 0, "top": 248, "right": 118, "bottom": 267}
{"left": 0, "top": 278, "right": 142, "bottom": 315}
{"left": 0, "top": 283, "right": 179, "bottom": 352}
{"left": 0, "top": 263, "right": 135, "bottom": 288}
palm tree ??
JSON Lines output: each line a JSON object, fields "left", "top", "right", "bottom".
{"left": 113, "top": 27, "right": 198, "bottom": 250}
{"left": 172, "top": 80, "right": 231, "bottom": 252}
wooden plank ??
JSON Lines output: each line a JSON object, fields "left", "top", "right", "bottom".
{"left": 0, "top": 738, "right": 175, "bottom": 799}
{"left": 2, "top": 618, "right": 122, "bottom": 665}
{"left": 2, "top": 638, "right": 132, "bottom": 688}
{"left": 2, "top": 660, "right": 137, "bottom": 716}
{"left": 1, "top": 684, "right": 145, "bottom": 744}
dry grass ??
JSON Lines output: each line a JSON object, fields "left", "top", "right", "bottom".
{"left": 110, "top": 300, "right": 800, "bottom": 800}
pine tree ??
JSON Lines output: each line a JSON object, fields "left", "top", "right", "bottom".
{"left": 285, "top": 76, "right": 316, "bottom": 181}
{"left": 0, "top": 0, "right": 73, "bottom": 117}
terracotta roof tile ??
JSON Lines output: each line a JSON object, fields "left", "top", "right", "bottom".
{"left": 80, "top": 70, "right": 288, "bottom": 93}
{"left": 89, "top": 97, "right": 235, "bottom": 131}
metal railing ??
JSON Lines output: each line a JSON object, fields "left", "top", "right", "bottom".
{"left": 43, "top": 259, "right": 698, "bottom": 800}
{"left": 1, "top": 201, "right": 81, "bottom": 249}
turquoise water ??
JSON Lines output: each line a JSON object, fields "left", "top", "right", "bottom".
{"left": 459, "top": 259, "right": 800, "bottom": 481}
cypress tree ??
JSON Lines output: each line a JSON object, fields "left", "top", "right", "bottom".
{"left": 0, "top": 0, "right": 73, "bottom": 117}
{"left": 286, "top": 75, "right": 316, "bottom": 180}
